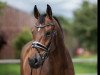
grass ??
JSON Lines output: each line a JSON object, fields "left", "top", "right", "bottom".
{"left": 74, "top": 55, "right": 97, "bottom": 74}
{"left": 74, "top": 63, "right": 97, "bottom": 74}
{"left": 0, "top": 64, "right": 20, "bottom": 75}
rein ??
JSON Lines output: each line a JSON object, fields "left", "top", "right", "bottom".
{"left": 32, "top": 41, "right": 50, "bottom": 62}
{"left": 29, "top": 22, "right": 56, "bottom": 75}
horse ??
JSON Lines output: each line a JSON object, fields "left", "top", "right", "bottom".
{"left": 21, "top": 4, "right": 75, "bottom": 75}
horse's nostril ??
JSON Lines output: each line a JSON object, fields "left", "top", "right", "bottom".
{"left": 28, "top": 53, "right": 44, "bottom": 69}
{"left": 28, "top": 57, "right": 38, "bottom": 64}
{"left": 34, "top": 58, "right": 38, "bottom": 63}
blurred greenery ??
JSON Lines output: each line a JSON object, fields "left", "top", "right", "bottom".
{"left": 73, "top": 1, "right": 97, "bottom": 52}
{"left": 57, "top": 1, "right": 97, "bottom": 54}
{"left": 74, "top": 63, "right": 97, "bottom": 74}
{"left": 74, "top": 55, "right": 97, "bottom": 74}
{"left": 0, "top": 2, "right": 5, "bottom": 9}
{"left": 13, "top": 28, "right": 32, "bottom": 58}
{"left": 0, "top": 2, "right": 6, "bottom": 15}
{"left": 0, "top": 64, "right": 20, "bottom": 75}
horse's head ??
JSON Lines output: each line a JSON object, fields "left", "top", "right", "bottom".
{"left": 28, "top": 5, "right": 60, "bottom": 69}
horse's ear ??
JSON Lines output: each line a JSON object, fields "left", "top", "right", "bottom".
{"left": 46, "top": 4, "right": 52, "bottom": 19}
{"left": 34, "top": 5, "right": 40, "bottom": 19}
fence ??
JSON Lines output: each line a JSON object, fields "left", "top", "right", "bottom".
{"left": 0, "top": 58, "right": 97, "bottom": 64}
{"left": 0, "top": 58, "right": 97, "bottom": 75}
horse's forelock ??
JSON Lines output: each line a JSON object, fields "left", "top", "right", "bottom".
{"left": 38, "top": 14, "right": 46, "bottom": 24}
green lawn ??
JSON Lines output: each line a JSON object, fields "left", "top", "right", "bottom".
{"left": 74, "top": 63, "right": 97, "bottom": 74}
{"left": 0, "top": 63, "right": 97, "bottom": 75}
{"left": 0, "top": 64, "right": 20, "bottom": 75}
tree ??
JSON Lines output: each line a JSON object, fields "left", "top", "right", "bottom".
{"left": 0, "top": 2, "right": 6, "bottom": 14}
{"left": 13, "top": 28, "right": 32, "bottom": 58}
{"left": 73, "top": 1, "right": 97, "bottom": 52}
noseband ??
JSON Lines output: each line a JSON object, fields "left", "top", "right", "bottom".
{"left": 32, "top": 41, "right": 49, "bottom": 52}
{"left": 32, "top": 41, "right": 51, "bottom": 61}
{"left": 28, "top": 22, "right": 56, "bottom": 75}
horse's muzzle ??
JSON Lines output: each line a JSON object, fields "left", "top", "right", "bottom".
{"left": 28, "top": 54, "right": 43, "bottom": 69}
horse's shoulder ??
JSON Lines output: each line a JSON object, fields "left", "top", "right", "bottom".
{"left": 21, "top": 41, "right": 32, "bottom": 59}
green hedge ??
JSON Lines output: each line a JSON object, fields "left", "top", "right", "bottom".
{"left": 13, "top": 29, "right": 32, "bottom": 58}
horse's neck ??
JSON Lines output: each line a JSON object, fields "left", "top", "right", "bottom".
{"left": 49, "top": 38, "right": 74, "bottom": 75}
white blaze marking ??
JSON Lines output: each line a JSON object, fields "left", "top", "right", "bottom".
{"left": 38, "top": 28, "right": 41, "bottom": 31}
{"left": 38, "top": 24, "right": 42, "bottom": 31}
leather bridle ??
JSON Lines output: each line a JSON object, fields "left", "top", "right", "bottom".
{"left": 28, "top": 22, "right": 56, "bottom": 75}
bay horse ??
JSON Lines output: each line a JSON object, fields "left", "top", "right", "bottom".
{"left": 21, "top": 5, "right": 75, "bottom": 75}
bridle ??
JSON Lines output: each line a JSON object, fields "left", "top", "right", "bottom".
{"left": 28, "top": 22, "right": 56, "bottom": 75}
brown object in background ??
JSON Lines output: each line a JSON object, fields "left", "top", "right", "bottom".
{"left": 0, "top": 31, "right": 7, "bottom": 50}
{"left": 0, "top": 5, "right": 34, "bottom": 59}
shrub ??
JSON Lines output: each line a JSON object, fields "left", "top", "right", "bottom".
{"left": 13, "top": 29, "right": 32, "bottom": 58}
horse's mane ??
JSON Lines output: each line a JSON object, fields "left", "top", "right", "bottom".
{"left": 53, "top": 16, "right": 64, "bottom": 39}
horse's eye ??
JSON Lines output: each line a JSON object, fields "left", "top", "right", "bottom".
{"left": 45, "top": 31, "right": 51, "bottom": 37}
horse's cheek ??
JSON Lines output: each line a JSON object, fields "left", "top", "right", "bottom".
{"left": 23, "top": 57, "right": 31, "bottom": 75}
